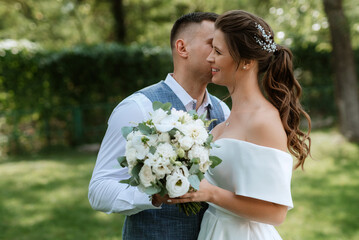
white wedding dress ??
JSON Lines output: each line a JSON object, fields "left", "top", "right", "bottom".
{"left": 198, "top": 138, "right": 294, "bottom": 240}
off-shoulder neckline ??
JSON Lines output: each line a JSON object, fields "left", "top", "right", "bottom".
{"left": 214, "top": 138, "right": 292, "bottom": 157}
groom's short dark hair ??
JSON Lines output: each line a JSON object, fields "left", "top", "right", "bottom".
{"left": 170, "top": 12, "right": 218, "bottom": 49}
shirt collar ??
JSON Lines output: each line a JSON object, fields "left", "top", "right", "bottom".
{"left": 164, "top": 73, "right": 212, "bottom": 110}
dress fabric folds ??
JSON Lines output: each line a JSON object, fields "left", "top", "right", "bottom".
{"left": 198, "top": 138, "right": 293, "bottom": 240}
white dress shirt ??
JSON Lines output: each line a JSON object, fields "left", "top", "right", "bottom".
{"left": 88, "top": 74, "right": 230, "bottom": 216}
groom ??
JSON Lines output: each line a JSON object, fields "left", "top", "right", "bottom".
{"left": 88, "top": 12, "right": 230, "bottom": 239}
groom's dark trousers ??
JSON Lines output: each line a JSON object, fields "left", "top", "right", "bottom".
{"left": 123, "top": 204, "right": 208, "bottom": 240}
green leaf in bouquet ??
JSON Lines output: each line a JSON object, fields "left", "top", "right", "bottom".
{"left": 117, "top": 156, "right": 128, "bottom": 168}
{"left": 161, "top": 102, "right": 172, "bottom": 112}
{"left": 157, "top": 179, "right": 164, "bottom": 188}
{"left": 187, "top": 110, "right": 200, "bottom": 120}
{"left": 204, "top": 134, "right": 213, "bottom": 148}
{"left": 131, "top": 162, "right": 143, "bottom": 176}
{"left": 153, "top": 101, "right": 172, "bottom": 112}
{"left": 190, "top": 158, "right": 200, "bottom": 164}
{"left": 131, "top": 162, "right": 144, "bottom": 183}
{"left": 197, "top": 171, "right": 205, "bottom": 181}
{"left": 199, "top": 111, "right": 207, "bottom": 121}
{"left": 152, "top": 101, "right": 163, "bottom": 111}
{"left": 138, "top": 123, "right": 152, "bottom": 135}
{"left": 188, "top": 174, "right": 200, "bottom": 190}
{"left": 120, "top": 177, "right": 139, "bottom": 186}
{"left": 121, "top": 126, "right": 133, "bottom": 139}
{"left": 209, "top": 156, "right": 222, "bottom": 168}
{"left": 149, "top": 146, "right": 157, "bottom": 155}
{"left": 189, "top": 163, "right": 199, "bottom": 174}
{"left": 168, "top": 128, "right": 178, "bottom": 137}
{"left": 151, "top": 127, "right": 157, "bottom": 134}
{"left": 143, "top": 185, "right": 161, "bottom": 195}
{"left": 187, "top": 110, "right": 197, "bottom": 117}
{"left": 168, "top": 128, "right": 184, "bottom": 138}
{"left": 158, "top": 187, "right": 168, "bottom": 197}
{"left": 155, "top": 179, "right": 168, "bottom": 197}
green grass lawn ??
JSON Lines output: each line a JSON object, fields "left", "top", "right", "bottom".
{"left": 1, "top": 129, "right": 358, "bottom": 240}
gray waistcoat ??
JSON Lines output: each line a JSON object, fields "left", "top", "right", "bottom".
{"left": 122, "top": 81, "right": 225, "bottom": 240}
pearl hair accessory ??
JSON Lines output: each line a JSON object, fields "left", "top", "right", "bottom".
{"left": 253, "top": 22, "right": 277, "bottom": 53}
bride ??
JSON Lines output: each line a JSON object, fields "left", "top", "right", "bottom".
{"left": 169, "top": 10, "right": 311, "bottom": 240}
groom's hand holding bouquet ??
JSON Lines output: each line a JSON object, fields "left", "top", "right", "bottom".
{"left": 118, "top": 101, "right": 222, "bottom": 216}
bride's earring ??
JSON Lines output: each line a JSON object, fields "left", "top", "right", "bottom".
{"left": 242, "top": 66, "right": 247, "bottom": 70}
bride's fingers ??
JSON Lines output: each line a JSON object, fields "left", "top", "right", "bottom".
{"left": 180, "top": 193, "right": 192, "bottom": 198}
{"left": 167, "top": 197, "right": 191, "bottom": 204}
{"left": 167, "top": 193, "right": 198, "bottom": 203}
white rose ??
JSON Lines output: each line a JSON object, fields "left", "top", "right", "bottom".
{"left": 154, "top": 114, "right": 180, "bottom": 132}
{"left": 199, "top": 161, "right": 210, "bottom": 172}
{"left": 126, "top": 131, "right": 135, "bottom": 141}
{"left": 156, "top": 143, "right": 177, "bottom": 160}
{"left": 194, "top": 119, "right": 205, "bottom": 127}
{"left": 188, "top": 144, "right": 210, "bottom": 172}
{"left": 166, "top": 173, "right": 190, "bottom": 198}
{"left": 178, "top": 135, "right": 194, "bottom": 151}
{"left": 147, "top": 134, "right": 158, "bottom": 146}
{"left": 131, "top": 131, "right": 146, "bottom": 146}
{"left": 131, "top": 133, "right": 150, "bottom": 160}
{"left": 171, "top": 109, "right": 193, "bottom": 124}
{"left": 139, "top": 164, "right": 156, "bottom": 187}
{"left": 125, "top": 147, "right": 138, "bottom": 172}
{"left": 174, "top": 130, "right": 183, "bottom": 141}
{"left": 157, "top": 132, "right": 170, "bottom": 143}
{"left": 151, "top": 108, "right": 168, "bottom": 124}
{"left": 135, "top": 145, "right": 149, "bottom": 160}
{"left": 125, "top": 139, "right": 133, "bottom": 151}
{"left": 144, "top": 153, "right": 156, "bottom": 166}
{"left": 170, "top": 108, "right": 183, "bottom": 117}
{"left": 179, "top": 121, "right": 208, "bottom": 145}
{"left": 172, "top": 165, "right": 190, "bottom": 178}
{"left": 188, "top": 144, "right": 210, "bottom": 160}
{"left": 152, "top": 160, "right": 172, "bottom": 179}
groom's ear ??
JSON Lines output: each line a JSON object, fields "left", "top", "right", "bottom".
{"left": 175, "top": 39, "right": 189, "bottom": 58}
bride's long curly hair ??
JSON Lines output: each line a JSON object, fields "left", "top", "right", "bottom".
{"left": 216, "top": 10, "right": 311, "bottom": 169}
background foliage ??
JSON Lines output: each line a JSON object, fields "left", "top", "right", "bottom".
{"left": 0, "top": 0, "right": 358, "bottom": 49}
{"left": 0, "top": 0, "right": 358, "bottom": 154}
{"left": 2, "top": 44, "right": 356, "bottom": 154}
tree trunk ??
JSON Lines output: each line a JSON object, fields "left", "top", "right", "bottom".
{"left": 323, "top": 0, "right": 359, "bottom": 142}
{"left": 111, "top": 0, "right": 126, "bottom": 43}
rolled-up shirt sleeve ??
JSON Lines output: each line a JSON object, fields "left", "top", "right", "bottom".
{"left": 88, "top": 95, "right": 160, "bottom": 215}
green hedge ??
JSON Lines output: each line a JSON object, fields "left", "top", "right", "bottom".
{"left": 0, "top": 44, "right": 174, "bottom": 154}
{"left": 0, "top": 43, "right": 357, "bottom": 154}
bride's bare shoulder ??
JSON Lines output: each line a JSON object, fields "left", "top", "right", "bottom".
{"left": 246, "top": 109, "right": 287, "bottom": 152}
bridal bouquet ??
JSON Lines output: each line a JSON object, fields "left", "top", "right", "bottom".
{"left": 118, "top": 101, "right": 222, "bottom": 215}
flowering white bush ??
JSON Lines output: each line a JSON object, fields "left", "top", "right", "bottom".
{"left": 118, "top": 101, "right": 222, "bottom": 215}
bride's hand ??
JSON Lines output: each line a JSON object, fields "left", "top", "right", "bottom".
{"left": 167, "top": 179, "right": 215, "bottom": 204}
